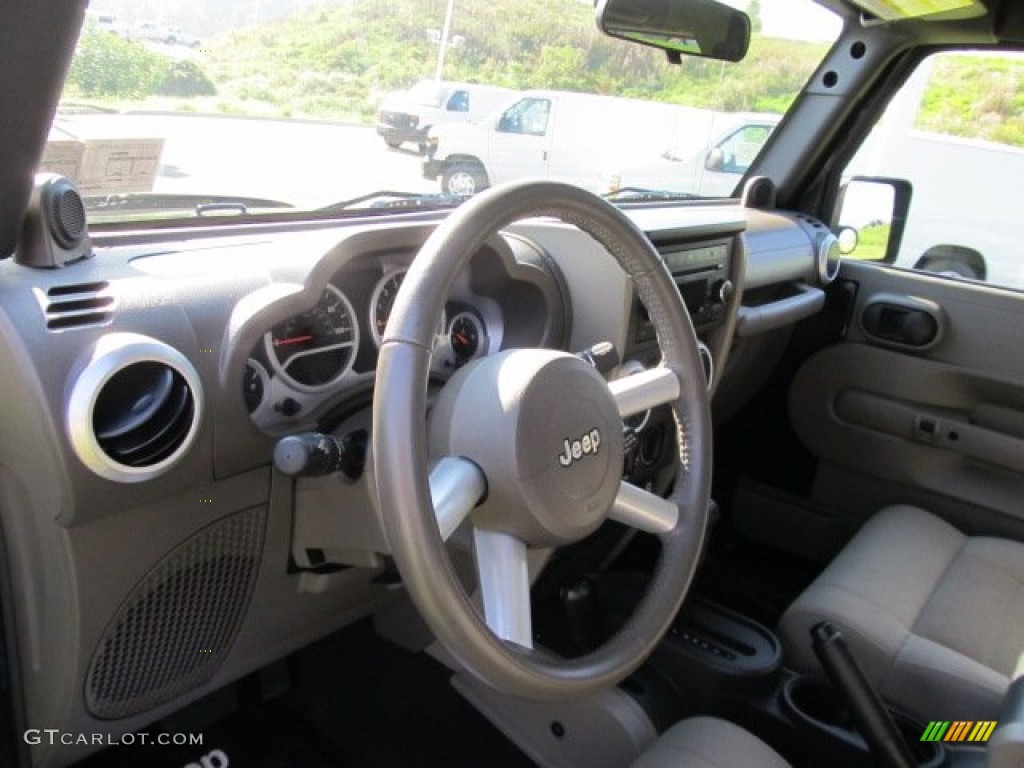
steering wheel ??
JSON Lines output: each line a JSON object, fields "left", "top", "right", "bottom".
{"left": 372, "top": 180, "right": 711, "bottom": 700}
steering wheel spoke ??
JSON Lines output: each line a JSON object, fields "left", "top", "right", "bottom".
{"left": 429, "top": 456, "right": 487, "bottom": 541}
{"left": 608, "top": 366, "right": 681, "bottom": 418}
{"left": 609, "top": 481, "right": 679, "bottom": 535}
{"left": 473, "top": 528, "right": 533, "bottom": 648}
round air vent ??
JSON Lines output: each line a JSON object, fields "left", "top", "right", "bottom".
{"left": 67, "top": 334, "right": 203, "bottom": 483}
{"left": 817, "top": 232, "right": 842, "bottom": 285}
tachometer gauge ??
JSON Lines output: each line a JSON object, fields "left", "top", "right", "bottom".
{"left": 265, "top": 285, "right": 359, "bottom": 392}
{"left": 370, "top": 267, "right": 446, "bottom": 348}
{"left": 449, "top": 311, "right": 486, "bottom": 365}
{"left": 370, "top": 268, "right": 407, "bottom": 346}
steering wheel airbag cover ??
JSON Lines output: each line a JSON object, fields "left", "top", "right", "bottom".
{"left": 428, "top": 348, "right": 624, "bottom": 545}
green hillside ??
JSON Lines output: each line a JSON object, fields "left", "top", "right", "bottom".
{"left": 200, "top": 0, "right": 827, "bottom": 121}
{"left": 64, "top": 0, "right": 1024, "bottom": 149}
{"left": 917, "top": 54, "right": 1024, "bottom": 147}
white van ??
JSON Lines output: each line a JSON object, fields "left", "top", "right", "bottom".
{"left": 376, "top": 80, "right": 516, "bottom": 153}
{"left": 602, "top": 113, "right": 782, "bottom": 198}
{"left": 422, "top": 89, "right": 716, "bottom": 196}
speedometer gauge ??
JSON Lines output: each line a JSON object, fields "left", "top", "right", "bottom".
{"left": 265, "top": 285, "right": 359, "bottom": 392}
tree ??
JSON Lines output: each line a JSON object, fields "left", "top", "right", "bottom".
{"left": 747, "top": 0, "right": 763, "bottom": 35}
{"left": 159, "top": 61, "right": 217, "bottom": 97}
{"left": 67, "top": 26, "right": 168, "bottom": 99}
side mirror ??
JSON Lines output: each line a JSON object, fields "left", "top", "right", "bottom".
{"left": 705, "top": 147, "right": 725, "bottom": 172}
{"left": 914, "top": 245, "right": 987, "bottom": 281}
{"left": 595, "top": 0, "right": 751, "bottom": 64}
{"left": 833, "top": 176, "right": 912, "bottom": 262}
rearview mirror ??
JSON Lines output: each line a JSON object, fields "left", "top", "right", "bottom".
{"left": 596, "top": 0, "right": 751, "bottom": 63}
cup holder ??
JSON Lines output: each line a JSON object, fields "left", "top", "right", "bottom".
{"left": 783, "top": 675, "right": 851, "bottom": 731}
{"left": 782, "top": 676, "right": 947, "bottom": 768}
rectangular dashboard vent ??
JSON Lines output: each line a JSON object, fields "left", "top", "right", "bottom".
{"left": 44, "top": 281, "right": 115, "bottom": 331}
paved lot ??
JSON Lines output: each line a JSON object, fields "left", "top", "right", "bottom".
{"left": 53, "top": 112, "right": 437, "bottom": 210}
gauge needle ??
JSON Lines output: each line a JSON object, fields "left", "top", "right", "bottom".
{"left": 274, "top": 334, "right": 313, "bottom": 347}
{"left": 455, "top": 332, "right": 470, "bottom": 345}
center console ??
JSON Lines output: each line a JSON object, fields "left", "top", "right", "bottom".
{"left": 780, "top": 675, "right": 950, "bottom": 767}
{"left": 598, "top": 573, "right": 980, "bottom": 767}
{"left": 651, "top": 603, "right": 962, "bottom": 767}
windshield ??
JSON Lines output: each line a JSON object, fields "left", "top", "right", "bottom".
{"left": 51, "top": 0, "right": 841, "bottom": 223}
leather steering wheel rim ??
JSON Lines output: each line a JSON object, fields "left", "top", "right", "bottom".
{"left": 372, "top": 179, "right": 712, "bottom": 700}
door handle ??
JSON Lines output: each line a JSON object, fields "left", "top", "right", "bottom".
{"left": 860, "top": 294, "right": 944, "bottom": 349}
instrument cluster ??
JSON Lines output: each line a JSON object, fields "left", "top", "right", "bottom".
{"left": 243, "top": 257, "right": 502, "bottom": 431}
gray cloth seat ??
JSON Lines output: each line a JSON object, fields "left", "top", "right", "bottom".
{"left": 779, "top": 504, "right": 1024, "bottom": 723}
{"left": 632, "top": 717, "right": 790, "bottom": 768}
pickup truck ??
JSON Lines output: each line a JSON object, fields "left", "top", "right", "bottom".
{"left": 134, "top": 21, "right": 200, "bottom": 47}
{"left": 376, "top": 80, "right": 516, "bottom": 153}
{"left": 601, "top": 113, "right": 782, "bottom": 197}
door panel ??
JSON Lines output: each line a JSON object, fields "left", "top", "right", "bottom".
{"left": 488, "top": 97, "right": 551, "bottom": 184}
{"left": 790, "top": 259, "right": 1024, "bottom": 536}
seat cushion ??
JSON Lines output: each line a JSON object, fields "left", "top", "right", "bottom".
{"left": 778, "top": 504, "right": 1024, "bottom": 722}
{"left": 632, "top": 717, "right": 789, "bottom": 768}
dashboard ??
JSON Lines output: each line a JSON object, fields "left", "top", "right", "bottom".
{"left": 0, "top": 198, "right": 836, "bottom": 767}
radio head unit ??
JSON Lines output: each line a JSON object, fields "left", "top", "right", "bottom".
{"left": 633, "top": 238, "right": 734, "bottom": 344}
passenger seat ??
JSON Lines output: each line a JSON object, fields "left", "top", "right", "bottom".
{"left": 778, "top": 504, "right": 1024, "bottom": 723}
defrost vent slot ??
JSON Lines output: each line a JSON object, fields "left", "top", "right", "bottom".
{"left": 45, "top": 281, "right": 115, "bottom": 331}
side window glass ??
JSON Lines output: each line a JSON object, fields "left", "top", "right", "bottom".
{"left": 497, "top": 98, "right": 551, "bottom": 136}
{"left": 712, "top": 124, "right": 772, "bottom": 174}
{"left": 447, "top": 90, "right": 469, "bottom": 113}
{"left": 838, "top": 51, "right": 1023, "bottom": 287}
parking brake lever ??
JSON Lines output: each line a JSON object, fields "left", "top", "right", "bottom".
{"left": 811, "top": 621, "right": 915, "bottom": 768}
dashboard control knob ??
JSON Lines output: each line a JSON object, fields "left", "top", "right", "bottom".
{"left": 274, "top": 429, "right": 367, "bottom": 481}
{"left": 716, "top": 279, "right": 734, "bottom": 304}
{"left": 576, "top": 341, "right": 620, "bottom": 374}
{"left": 274, "top": 397, "right": 302, "bottom": 417}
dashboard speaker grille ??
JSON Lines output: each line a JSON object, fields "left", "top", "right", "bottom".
{"left": 85, "top": 507, "right": 266, "bottom": 720}
{"left": 49, "top": 183, "right": 87, "bottom": 249}
{"left": 15, "top": 174, "right": 92, "bottom": 268}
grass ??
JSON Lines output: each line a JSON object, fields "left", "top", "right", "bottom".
{"left": 847, "top": 223, "right": 891, "bottom": 262}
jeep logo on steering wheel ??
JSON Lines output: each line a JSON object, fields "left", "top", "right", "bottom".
{"left": 558, "top": 428, "right": 601, "bottom": 468}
